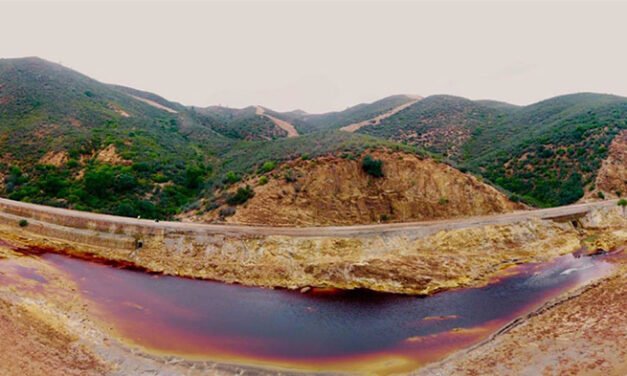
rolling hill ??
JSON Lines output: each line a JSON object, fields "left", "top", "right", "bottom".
{"left": 0, "top": 56, "right": 625, "bottom": 222}
{"left": 0, "top": 58, "right": 429, "bottom": 221}
{"left": 355, "top": 93, "right": 627, "bottom": 207}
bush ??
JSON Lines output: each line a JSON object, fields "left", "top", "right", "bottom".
{"left": 258, "top": 176, "right": 268, "bottom": 185}
{"left": 362, "top": 155, "right": 384, "bottom": 177}
{"left": 18, "top": 219, "right": 29, "bottom": 227}
{"left": 84, "top": 165, "right": 115, "bottom": 197}
{"left": 597, "top": 191, "right": 605, "bottom": 199}
{"left": 225, "top": 171, "right": 240, "bottom": 184}
{"left": 226, "top": 185, "right": 255, "bottom": 206}
{"left": 185, "top": 165, "right": 204, "bottom": 189}
{"left": 260, "top": 161, "right": 276, "bottom": 173}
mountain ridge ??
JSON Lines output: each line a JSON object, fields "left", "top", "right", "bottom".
{"left": 1, "top": 56, "right": 625, "bottom": 221}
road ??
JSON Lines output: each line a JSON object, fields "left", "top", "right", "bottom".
{"left": 0, "top": 198, "right": 619, "bottom": 238}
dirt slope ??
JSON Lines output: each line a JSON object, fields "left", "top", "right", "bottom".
{"left": 585, "top": 129, "right": 627, "bottom": 200}
{"left": 256, "top": 106, "right": 299, "bottom": 137}
{"left": 198, "top": 151, "right": 522, "bottom": 226}
{"left": 340, "top": 96, "right": 422, "bottom": 132}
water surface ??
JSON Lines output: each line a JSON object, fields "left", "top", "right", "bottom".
{"left": 0, "top": 250, "right": 613, "bottom": 374}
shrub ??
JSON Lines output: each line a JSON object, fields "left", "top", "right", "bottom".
{"left": 185, "top": 165, "right": 204, "bottom": 189}
{"left": 260, "top": 161, "right": 276, "bottom": 173}
{"left": 225, "top": 171, "right": 240, "bottom": 184}
{"left": 362, "top": 155, "right": 384, "bottom": 177}
{"left": 618, "top": 198, "right": 627, "bottom": 208}
{"left": 227, "top": 185, "right": 255, "bottom": 206}
{"left": 84, "top": 165, "right": 115, "bottom": 197}
{"left": 18, "top": 219, "right": 28, "bottom": 228}
{"left": 509, "top": 193, "right": 522, "bottom": 203}
{"left": 152, "top": 173, "right": 168, "bottom": 183}
{"left": 438, "top": 197, "right": 450, "bottom": 205}
{"left": 597, "top": 191, "right": 605, "bottom": 199}
{"left": 258, "top": 176, "right": 268, "bottom": 185}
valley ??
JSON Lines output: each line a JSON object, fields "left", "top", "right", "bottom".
{"left": 0, "top": 56, "right": 626, "bottom": 375}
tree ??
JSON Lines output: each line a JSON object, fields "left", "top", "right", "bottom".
{"left": 83, "top": 165, "right": 115, "bottom": 197}
{"left": 185, "top": 165, "right": 204, "bottom": 189}
{"left": 361, "top": 155, "right": 384, "bottom": 177}
{"left": 618, "top": 198, "right": 627, "bottom": 216}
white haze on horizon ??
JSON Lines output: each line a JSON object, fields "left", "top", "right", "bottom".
{"left": 1, "top": 1, "right": 627, "bottom": 113}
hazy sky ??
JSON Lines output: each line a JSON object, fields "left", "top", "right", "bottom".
{"left": 1, "top": 1, "right": 627, "bottom": 113}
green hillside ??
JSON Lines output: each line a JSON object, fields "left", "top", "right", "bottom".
{"left": 467, "top": 94, "right": 627, "bottom": 206}
{"left": 0, "top": 58, "right": 422, "bottom": 219}
{"left": 356, "top": 93, "right": 627, "bottom": 207}
{"left": 192, "top": 106, "right": 288, "bottom": 141}
{"left": 271, "top": 95, "right": 416, "bottom": 134}
{"left": 0, "top": 57, "right": 228, "bottom": 218}
{"left": 1, "top": 57, "right": 624, "bottom": 216}
{"left": 358, "top": 95, "right": 505, "bottom": 158}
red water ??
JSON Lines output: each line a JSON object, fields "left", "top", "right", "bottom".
{"left": 0, "top": 248, "right": 613, "bottom": 374}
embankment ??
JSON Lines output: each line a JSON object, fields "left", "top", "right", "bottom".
{"left": 0, "top": 198, "right": 624, "bottom": 294}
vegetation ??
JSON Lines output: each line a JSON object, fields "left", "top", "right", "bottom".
{"left": 1, "top": 57, "right": 625, "bottom": 217}
{"left": 18, "top": 219, "right": 28, "bottom": 227}
{"left": 358, "top": 93, "right": 627, "bottom": 207}
{"left": 362, "top": 155, "right": 384, "bottom": 177}
{"left": 266, "top": 95, "right": 416, "bottom": 134}
{"left": 260, "top": 161, "right": 276, "bottom": 173}
{"left": 227, "top": 185, "right": 255, "bottom": 206}
{"left": 193, "top": 106, "right": 287, "bottom": 140}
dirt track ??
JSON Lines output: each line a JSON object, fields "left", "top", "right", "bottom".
{"left": 255, "top": 106, "right": 299, "bottom": 137}
{"left": 340, "top": 96, "right": 422, "bottom": 132}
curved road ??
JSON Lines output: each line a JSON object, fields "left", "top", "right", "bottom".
{"left": 0, "top": 198, "right": 619, "bottom": 238}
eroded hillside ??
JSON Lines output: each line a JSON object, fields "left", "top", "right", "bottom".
{"left": 189, "top": 151, "right": 522, "bottom": 226}
{"left": 585, "top": 129, "right": 627, "bottom": 200}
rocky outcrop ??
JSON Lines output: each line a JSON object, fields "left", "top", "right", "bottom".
{"left": 195, "top": 151, "right": 523, "bottom": 226}
{"left": 585, "top": 129, "right": 627, "bottom": 200}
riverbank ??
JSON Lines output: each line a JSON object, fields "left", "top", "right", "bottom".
{"left": 0, "top": 198, "right": 624, "bottom": 294}
{"left": 0, "top": 239, "right": 624, "bottom": 375}
{"left": 416, "top": 248, "right": 627, "bottom": 376}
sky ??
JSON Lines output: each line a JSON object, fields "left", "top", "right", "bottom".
{"left": 1, "top": 1, "right": 627, "bottom": 113}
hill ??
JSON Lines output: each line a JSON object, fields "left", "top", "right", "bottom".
{"left": 1, "top": 56, "right": 624, "bottom": 220}
{"left": 355, "top": 93, "right": 627, "bottom": 207}
{"left": 271, "top": 95, "right": 419, "bottom": 134}
{"left": 0, "top": 58, "right": 432, "bottom": 222}
{"left": 191, "top": 105, "right": 290, "bottom": 140}
{"left": 358, "top": 95, "right": 504, "bottom": 158}
{"left": 183, "top": 150, "right": 522, "bottom": 226}
{"left": 0, "top": 57, "right": 233, "bottom": 218}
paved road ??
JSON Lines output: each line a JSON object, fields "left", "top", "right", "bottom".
{"left": 0, "top": 198, "right": 619, "bottom": 238}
